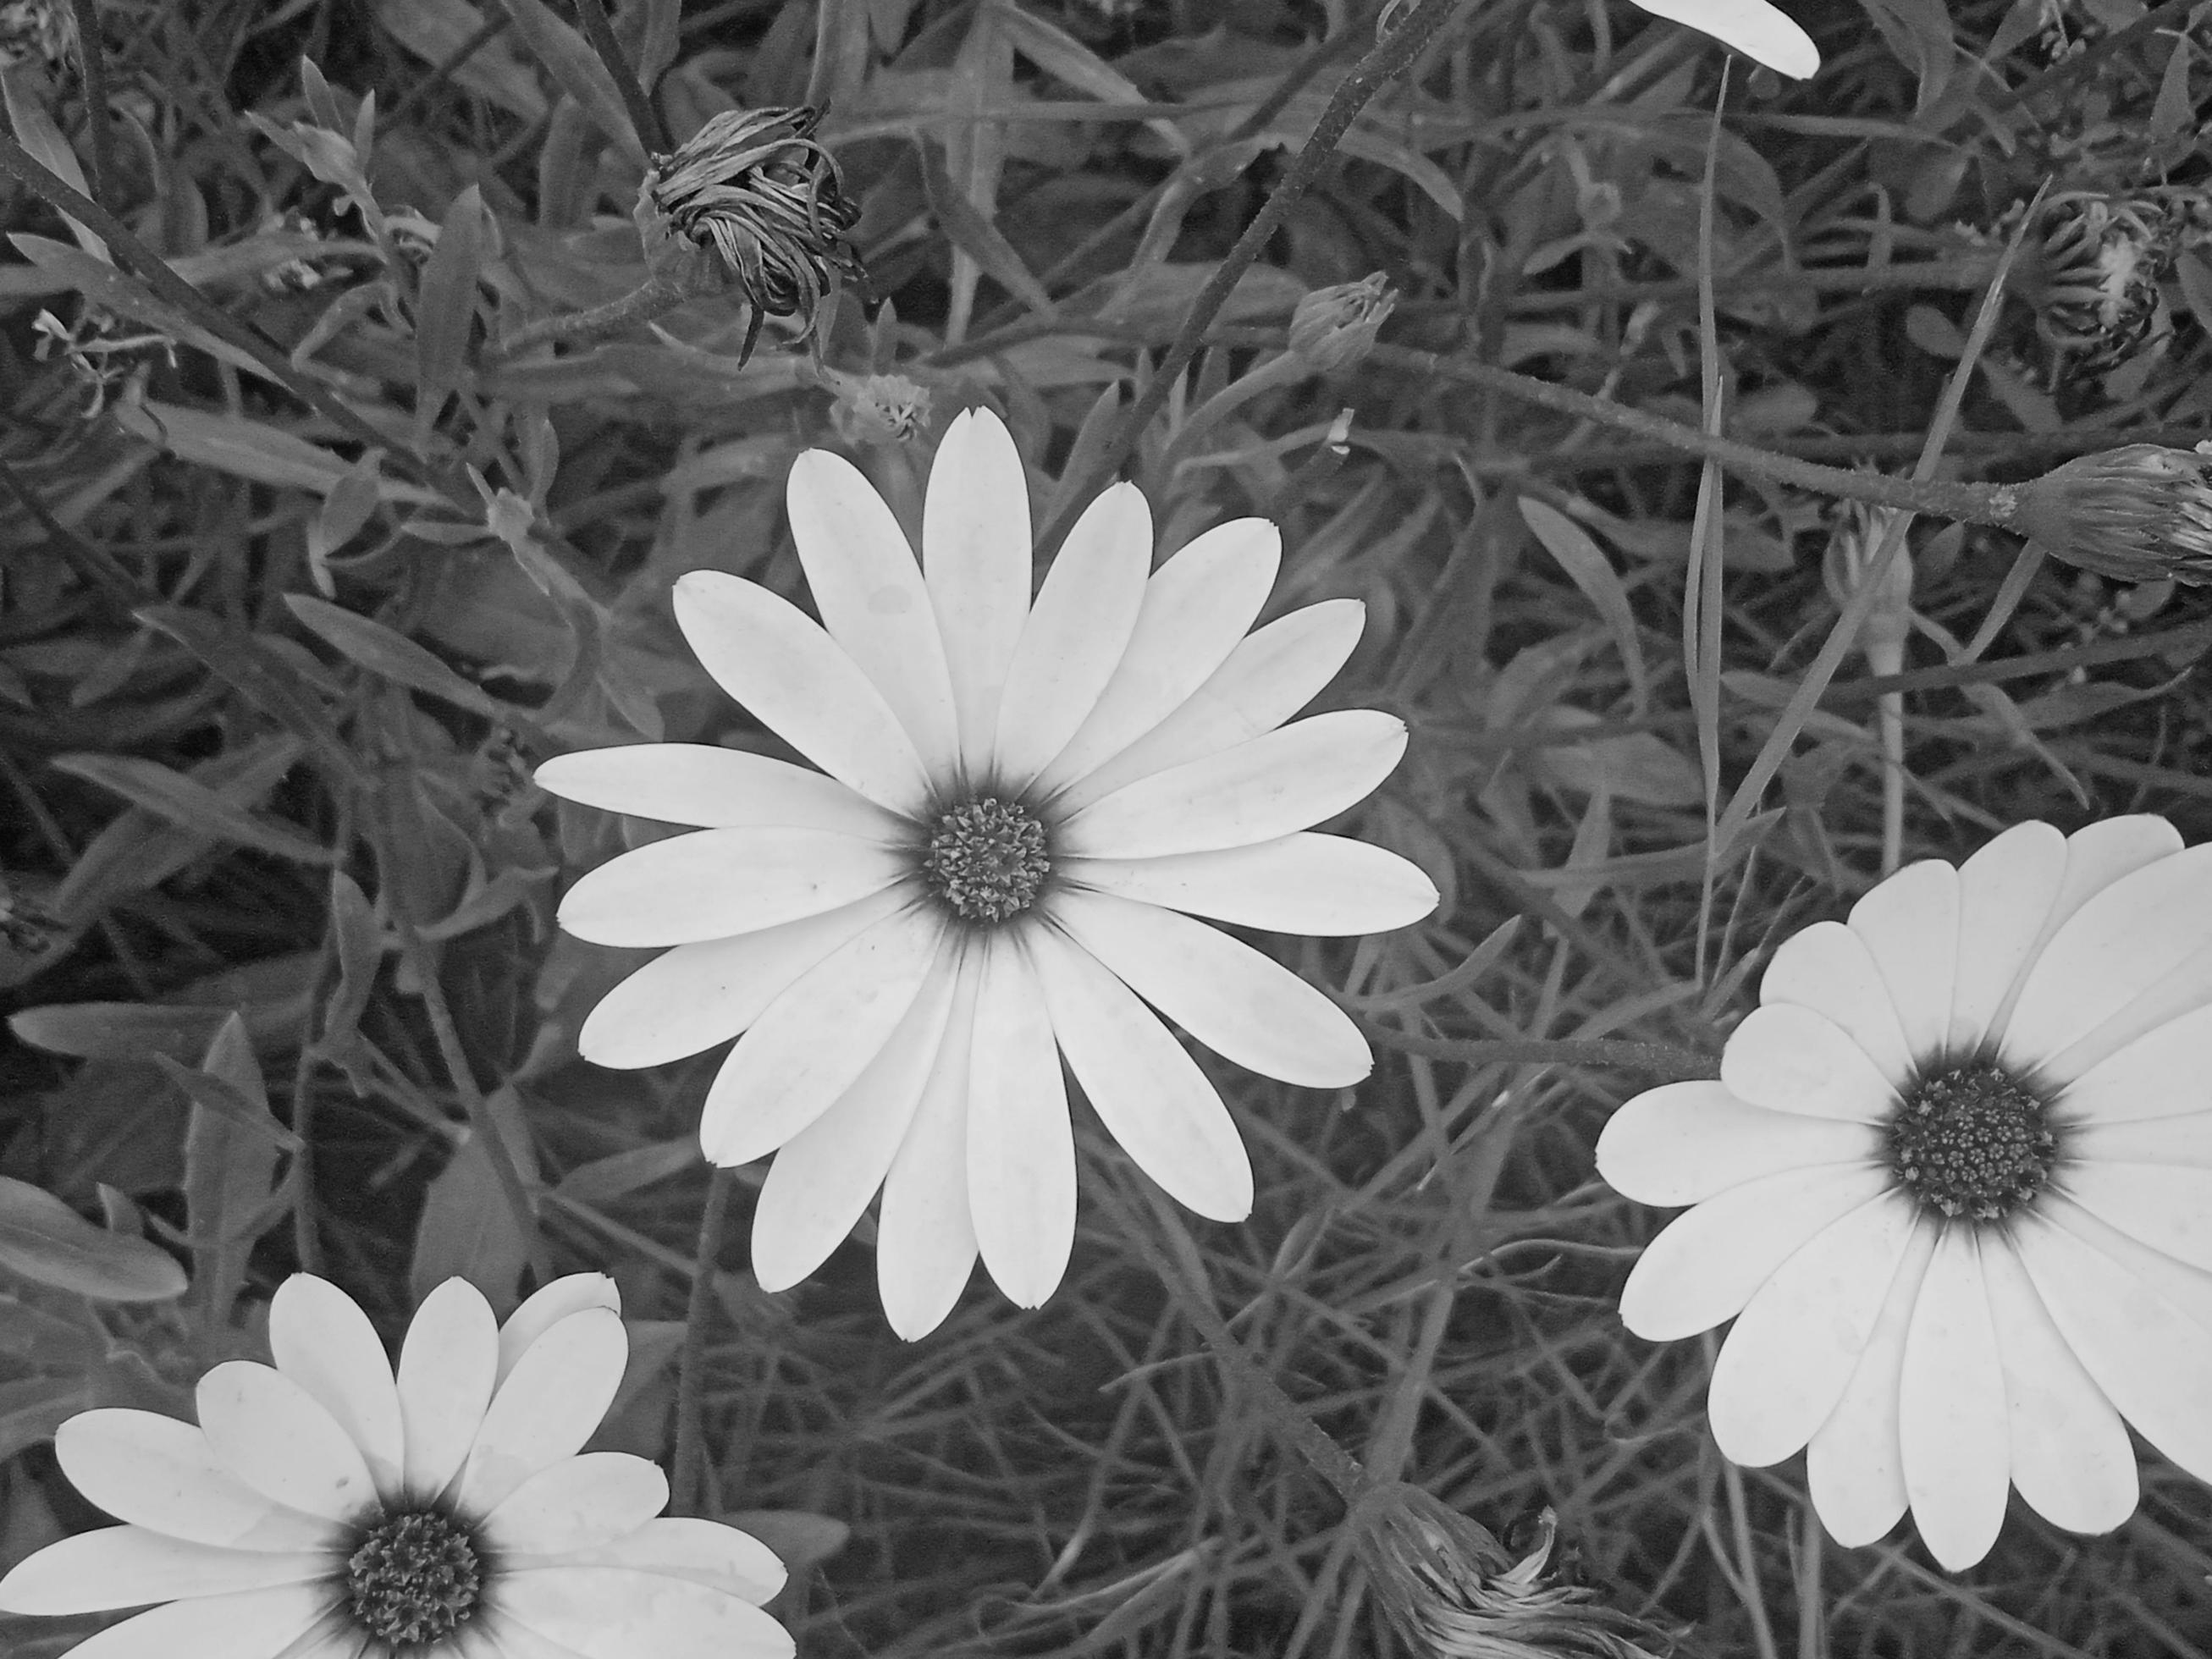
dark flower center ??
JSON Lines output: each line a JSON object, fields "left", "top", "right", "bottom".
{"left": 1887, "top": 1062, "right": 2058, "bottom": 1221}
{"left": 346, "top": 1509, "right": 483, "bottom": 1645}
{"left": 924, "top": 796, "right": 1051, "bottom": 925}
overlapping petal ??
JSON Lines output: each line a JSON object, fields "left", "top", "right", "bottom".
{"left": 36, "top": 1584, "right": 329, "bottom": 1659}
{"left": 1597, "top": 1080, "right": 1880, "bottom": 1206}
{"left": 456, "top": 1307, "right": 629, "bottom": 1514}
{"left": 195, "top": 1363, "right": 378, "bottom": 1524}
{"left": 922, "top": 407, "right": 1034, "bottom": 766}
{"left": 396, "top": 1278, "right": 499, "bottom": 1500}
{"left": 0, "top": 1527, "right": 332, "bottom": 1615}
{"left": 1061, "top": 833, "right": 1435, "bottom": 937}
{"left": 1627, "top": 0, "right": 1819, "bottom": 77}
{"left": 966, "top": 932, "right": 1078, "bottom": 1308}
{"left": 1897, "top": 1229, "right": 2010, "bottom": 1571}
{"left": 267, "top": 1276, "right": 404, "bottom": 1496}
{"left": 49, "top": 1411, "right": 334, "bottom": 1552}
{"left": 555, "top": 826, "right": 908, "bottom": 949}
{"left": 534, "top": 745, "right": 902, "bottom": 837}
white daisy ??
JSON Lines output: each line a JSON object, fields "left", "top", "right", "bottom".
{"left": 1625, "top": 0, "right": 1819, "bottom": 79}
{"left": 536, "top": 408, "right": 1436, "bottom": 1337}
{"left": 1597, "top": 817, "right": 2212, "bottom": 1570}
{"left": 0, "top": 1273, "right": 792, "bottom": 1658}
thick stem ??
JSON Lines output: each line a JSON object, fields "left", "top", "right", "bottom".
{"left": 673, "top": 1165, "right": 736, "bottom": 1518}
{"left": 493, "top": 271, "right": 702, "bottom": 361}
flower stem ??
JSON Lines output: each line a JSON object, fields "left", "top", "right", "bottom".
{"left": 571, "top": 0, "right": 669, "bottom": 155}
{"left": 673, "top": 1164, "right": 735, "bottom": 1518}
{"left": 494, "top": 272, "right": 702, "bottom": 361}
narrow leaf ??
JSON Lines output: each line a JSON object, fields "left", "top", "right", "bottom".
{"left": 0, "top": 1176, "right": 187, "bottom": 1302}
{"left": 51, "top": 752, "right": 335, "bottom": 865}
{"left": 1517, "top": 499, "right": 1652, "bottom": 717}
{"left": 415, "top": 185, "right": 487, "bottom": 430}
{"left": 494, "top": 0, "right": 646, "bottom": 165}
{"left": 180, "top": 1016, "right": 284, "bottom": 1328}
{"left": 285, "top": 592, "right": 517, "bottom": 724}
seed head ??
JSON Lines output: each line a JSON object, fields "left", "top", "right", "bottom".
{"left": 641, "top": 106, "right": 863, "bottom": 363}
{"left": 1289, "top": 273, "right": 1395, "bottom": 373}
{"left": 1353, "top": 1484, "right": 1676, "bottom": 1659}
{"left": 2010, "top": 444, "right": 2212, "bottom": 585}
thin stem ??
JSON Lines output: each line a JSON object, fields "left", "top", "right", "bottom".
{"left": 673, "top": 1165, "right": 736, "bottom": 1518}
{"left": 1038, "top": 0, "right": 1472, "bottom": 550}
{"left": 493, "top": 270, "right": 698, "bottom": 360}
{"left": 1123, "top": 1182, "right": 1371, "bottom": 1507}
{"left": 571, "top": 0, "right": 670, "bottom": 154}
{"left": 67, "top": 0, "right": 117, "bottom": 210}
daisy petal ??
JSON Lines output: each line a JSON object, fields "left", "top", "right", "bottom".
{"left": 1980, "top": 1236, "right": 2138, "bottom": 1536}
{"left": 1051, "top": 889, "right": 1371, "bottom": 1088}
{"left": 878, "top": 957, "right": 983, "bottom": 1339}
{"left": 499, "top": 1565, "right": 794, "bottom": 1659}
{"left": 1898, "top": 1228, "right": 2010, "bottom": 1571}
{"left": 496, "top": 1275, "right": 621, "bottom": 1386}
{"left": 43, "top": 1584, "right": 328, "bottom": 1659}
{"left": 1029, "top": 922, "right": 1253, "bottom": 1221}
{"left": 1061, "top": 834, "right": 1437, "bottom": 936}
{"left": 478, "top": 1619, "right": 593, "bottom": 1659}
{"left": 748, "top": 951, "right": 958, "bottom": 1292}
{"left": 1618, "top": 1164, "right": 1892, "bottom": 1341}
{"left": 787, "top": 449, "right": 962, "bottom": 774}
{"left": 1707, "top": 1193, "right": 1918, "bottom": 1468}
{"left": 990, "top": 482, "right": 1153, "bottom": 791}
{"left": 2062, "top": 1161, "right": 2212, "bottom": 1271}
{"left": 533, "top": 747, "right": 901, "bottom": 837}
{"left": 1062, "top": 710, "right": 1408, "bottom": 860}
{"left": 1597, "top": 1080, "right": 1882, "bottom": 1206}
{"left": 2061, "top": 1006, "right": 2212, "bottom": 1124}
{"left": 1036, "top": 519, "right": 1282, "bottom": 796}
{"left": 483, "top": 1452, "right": 670, "bottom": 1556}
{"left": 1848, "top": 858, "right": 1958, "bottom": 1065}
{"left": 457, "top": 1306, "right": 628, "bottom": 1514}
{"left": 2071, "top": 1109, "right": 2212, "bottom": 1165}
{"left": 923, "top": 408, "right": 1034, "bottom": 767}
{"left": 1805, "top": 1222, "right": 1938, "bottom": 1547}
{"left": 1055, "top": 599, "right": 1365, "bottom": 814}
{"left": 2019, "top": 1203, "right": 2212, "bottom": 1483}
{"left": 1947, "top": 821, "right": 2066, "bottom": 1057}
{"left": 967, "top": 933, "right": 1078, "bottom": 1309}
{"left": 2002, "top": 843, "right": 2212, "bottom": 1076}
{"left": 672, "top": 572, "right": 933, "bottom": 817}
{"left": 0, "top": 1526, "right": 331, "bottom": 1615}
{"left": 196, "top": 1362, "right": 378, "bottom": 1524}
{"left": 1719, "top": 1004, "right": 1897, "bottom": 1122}
{"left": 52, "top": 1411, "right": 334, "bottom": 1551}
{"left": 579, "top": 889, "right": 907, "bottom": 1069}
{"left": 527, "top": 1517, "right": 786, "bottom": 1604}
{"left": 267, "top": 1275, "right": 404, "bottom": 1497}
{"left": 699, "top": 909, "right": 944, "bottom": 1168}
{"left": 1628, "top": 0, "right": 1818, "bottom": 77}
{"left": 397, "top": 1278, "right": 499, "bottom": 1500}
{"left": 1758, "top": 921, "right": 1915, "bottom": 1086}
{"left": 555, "top": 828, "right": 908, "bottom": 949}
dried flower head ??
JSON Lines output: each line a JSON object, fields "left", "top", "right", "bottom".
{"left": 1353, "top": 1484, "right": 1674, "bottom": 1659}
{"left": 642, "top": 106, "right": 863, "bottom": 362}
{"left": 1289, "top": 273, "right": 1396, "bottom": 373}
{"left": 2009, "top": 444, "right": 2212, "bottom": 585}
{"left": 0, "top": 0, "right": 75, "bottom": 74}
{"left": 2033, "top": 197, "right": 2175, "bottom": 368}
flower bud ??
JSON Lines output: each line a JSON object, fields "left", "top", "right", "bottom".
{"left": 822, "top": 368, "right": 931, "bottom": 447}
{"left": 1288, "top": 273, "right": 1394, "bottom": 373}
{"left": 1821, "top": 497, "right": 1912, "bottom": 671}
{"left": 639, "top": 106, "right": 863, "bottom": 362}
{"left": 1352, "top": 1483, "right": 1675, "bottom": 1659}
{"left": 2009, "top": 444, "right": 2212, "bottom": 585}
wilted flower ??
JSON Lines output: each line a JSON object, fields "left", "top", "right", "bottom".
{"left": 641, "top": 106, "right": 863, "bottom": 361}
{"left": 0, "top": 0, "right": 75, "bottom": 73}
{"left": 2032, "top": 197, "right": 2175, "bottom": 370}
{"left": 2008, "top": 443, "right": 2212, "bottom": 584}
{"left": 0, "top": 1273, "right": 793, "bottom": 1657}
{"left": 1289, "top": 274, "right": 1395, "bottom": 373}
{"left": 1599, "top": 818, "right": 2212, "bottom": 1569}
{"left": 537, "top": 407, "right": 1436, "bottom": 1337}
{"left": 822, "top": 367, "right": 932, "bottom": 446}
{"left": 1353, "top": 1484, "right": 1673, "bottom": 1659}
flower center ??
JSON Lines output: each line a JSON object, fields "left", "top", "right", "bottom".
{"left": 1887, "top": 1062, "right": 2059, "bottom": 1221}
{"left": 345, "top": 1509, "right": 483, "bottom": 1645}
{"left": 923, "top": 796, "right": 1051, "bottom": 925}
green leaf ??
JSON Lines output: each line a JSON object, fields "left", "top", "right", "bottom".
{"left": 110, "top": 400, "right": 443, "bottom": 503}
{"left": 307, "top": 450, "right": 387, "bottom": 594}
{"left": 920, "top": 142, "right": 1056, "bottom": 319}
{"left": 320, "top": 870, "right": 383, "bottom": 1057}
{"left": 1516, "top": 499, "right": 1651, "bottom": 718}
{"left": 416, "top": 185, "right": 488, "bottom": 436}
{"left": 0, "top": 1176, "right": 186, "bottom": 1302}
{"left": 410, "top": 1086, "right": 539, "bottom": 1317}
{"left": 0, "top": 70, "right": 104, "bottom": 258}
{"left": 373, "top": 0, "right": 547, "bottom": 118}
{"left": 285, "top": 592, "right": 517, "bottom": 724}
{"left": 50, "top": 752, "right": 336, "bottom": 865}
{"left": 180, "top": 1015, "right": 285, "bottom": 1327}
{"left": 494, "top": 0, "right": 646, "bottom": 166}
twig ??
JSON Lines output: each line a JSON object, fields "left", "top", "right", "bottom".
{"left": 1037, "top": 0, "right": 1472, "bottom": 550}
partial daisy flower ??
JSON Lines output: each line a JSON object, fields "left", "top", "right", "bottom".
{"left": 2009, "top": 443, "right": 2212, "bottom": 586}
{"left": 1620, "top": 0, "right": 1818, "bottom": 80}
{"left": 1597, "top": 818, "right": 2212, "bottom": 1569}
{"left": 537, "top": 407, "right": 1436, "bottom": 1337}
{"left": 0, "top": 1273, "right": 792, "bottom": 1658}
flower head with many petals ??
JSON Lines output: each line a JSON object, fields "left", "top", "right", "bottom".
{"left": 0, "top": 1273, "right": 791, "bottom": 1659}
{"left": 1598, "top": 818, "right": 2212, "bottom": 1569}
{"left": 538, "top": 409, "right": 1436, "bottom": 1337}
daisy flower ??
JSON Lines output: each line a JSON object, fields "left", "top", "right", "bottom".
{"left": 536, "top": 408, "right": 1436, "bottom": 1337}
{"left": 1597, "top": 818, "right": 2212, "bottom": 1569}
{"left": 0, "top": 1273, "right": 792, "bottom": 1658}
{"left": 1625, "top": 0, "right": 1819, "bottom": 80}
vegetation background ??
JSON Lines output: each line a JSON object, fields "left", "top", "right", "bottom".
{"left": 2, "top": 0, "right": 2209, "bottom": 1654}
